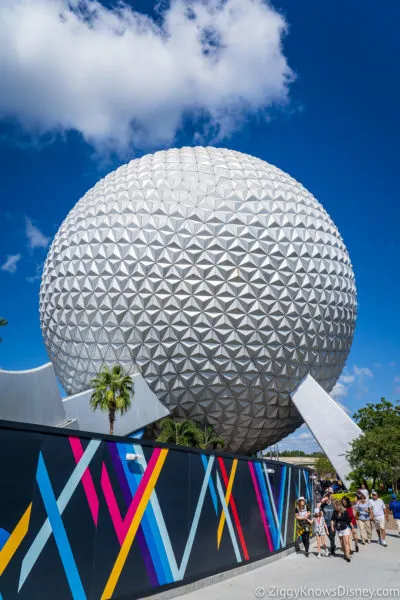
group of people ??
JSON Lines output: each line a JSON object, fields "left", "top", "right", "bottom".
{"left": 295, "top": 483, "right": 400, "bottom": 562}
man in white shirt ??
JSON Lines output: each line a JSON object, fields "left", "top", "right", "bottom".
{"left": 369, "top": 490, "right": 389, "bottom": 546}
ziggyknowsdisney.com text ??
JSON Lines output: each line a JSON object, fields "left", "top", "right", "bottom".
{"left": 254, "top": 587, "right": 400, "bottom": 599}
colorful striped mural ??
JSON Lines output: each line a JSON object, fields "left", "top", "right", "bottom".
{"left": 0, "top": 422, "right": 313, "bottom": 600}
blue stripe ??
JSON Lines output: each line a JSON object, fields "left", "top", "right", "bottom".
{"left": 178, "top": 456, "right": 216, "bottom": 577}
{"left": 295, "top": 469, "right": 301, "bottom": 499}
{"left": 132, "top": 446, "right": 179, "bottom": 581}
{"left": 255, "top": 463, "right": 276, "bottom": 549}
{"left": 116, "top": 443, "right": 173, "bottom": 584}
{"left": 201, "top": 455, "right": 218, "bottom": 515}
{"left": 302, "top": 469, "right": 311, "bottom": 502}
{"left": 36, "top": 453, "right": 86, "bottom": 600}
{"left": 277, "top": 467, "right": 287, "bottom": 549}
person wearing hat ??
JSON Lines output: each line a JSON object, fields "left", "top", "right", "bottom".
{"left": 295, "top": 497, "right": 313, "bottom": 557}
{"left": 320, "top": 490, "right": 337, "bottom": 555}
{"left": 388, "top": 493, "right": 400, "bottom": 535}
{"left": 369, "top": 490, "right": 389, "bottom": 546}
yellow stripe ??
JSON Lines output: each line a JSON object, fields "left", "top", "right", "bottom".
{"left": 0, "top": 503, "right": 32, "bottom": 576}
{"left": 217, "top": 459, "right": 238, "bottom": 549}
{"left": 101, "top": 449, "right": 168, "bottom": 600}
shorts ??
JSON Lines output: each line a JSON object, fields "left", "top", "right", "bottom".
{"left": 374, "top": 517, "right": 385, "bottom": 531}
{"left": 338, "top": 528, "right": 351, "bottom": 537}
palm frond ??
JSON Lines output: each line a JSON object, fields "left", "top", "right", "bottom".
{"left": 89, "top": 363, "right": 134, "bottom": 433}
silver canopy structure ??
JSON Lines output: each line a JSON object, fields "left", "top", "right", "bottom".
{"left": 291, "top": 374, "right": 361, "bottom": 488}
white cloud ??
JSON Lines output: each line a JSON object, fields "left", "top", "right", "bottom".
{"left": 331, "top": 364, "right": 373, "bottom": 407}
{"left": 331, "top": 381, "right": 348, "bottom": 399}
{"left": 0, "top": 0, "right": 293, "bottom": 152}
{"left": 25, "top": 218, "right": 50, "bottom": 249}
{"left": 1, "top": 254, "right": 21, "bottom": 273}
{"left": 353, "top": 365, "right": 373, "bottom": 378}
{"left": 297, "top": 432, "right": 312, "bottom": 440}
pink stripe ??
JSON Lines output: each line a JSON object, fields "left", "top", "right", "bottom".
{"left": 101, "top": 447, "right": 162, "bottom": 544}
{"left": 69, "top": 437, "right": 99, "bottom": 525}
{"left": 101, "top": 463, "right": 125, "bottom": 544}
{"left": 120, "top": 447, "right": 161, "bottom": 533}
{"left": 248, "top": 462, "right": 273, "bottom": 551}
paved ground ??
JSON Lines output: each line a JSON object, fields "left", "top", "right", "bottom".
{"left": 178, "top": 529, "right": 400, "bottom": 600}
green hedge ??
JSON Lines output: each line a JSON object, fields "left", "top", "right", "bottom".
{"left": 332, "top": 492, "right": 394, "bottom": 505}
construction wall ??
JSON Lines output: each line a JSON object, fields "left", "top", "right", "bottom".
{"left": 0, "top": 420, "right": 313, "bottom": 600}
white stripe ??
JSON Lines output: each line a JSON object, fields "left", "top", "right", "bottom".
{"left": 177, "top": 456, "right": 215, "bottom": 578}
{"left": 263, "top": 463, "right": 284, "bottom": 547}
{"left": 284, "top": 467, "right": 291, "bottom": 545}
{"left": 216, "top": 474, "right": 241, "bottom": 563}
{"left": 133, "top": 444, "right": 179, "bottom": 580}
{"left": 19, "top": 440, "right": 101, "bottom": 590}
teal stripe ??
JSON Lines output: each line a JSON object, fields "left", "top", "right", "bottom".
{"left": 132, "top": 445, "right": 179, "bottom": 581}
{"left": 283, "top": 467, "right": 291, "bottom": 545}
{"left": 255, "top": 463, "right": 276, "bottom": 549}
{"left": 262, "top": 464, "right": 283, "bottom": 548}
{"left": 201, "top": 454, "right": 218, "bottom": 515}
{"left": 277, "top": 467, "right": 287, "bottom": 549}
{"left": 19, "top": 440, "right": 100, "bottom": 591}
{"left": 36, "top": 454, "right": 86, "bottom": 599}
{"left": 117, "top": 443, "right": 171, "bottom": 584}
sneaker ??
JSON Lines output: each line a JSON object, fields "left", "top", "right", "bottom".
{"left": 325, "top": 548, "right": 329, "bottom": 557}
{"left": 346, "top": 557, "right": 351, "bottom": 563}
{"left": 317, "top": 553, "right": 321, "bottom": 559}
{"left": 305, "top": 552, "right": 309, "bottom": 557}
{"left": 382, "top": 540, "right": 387, "bottom": 547}
{"left": 355, "top": 545, "right": 359, "bottom": 552}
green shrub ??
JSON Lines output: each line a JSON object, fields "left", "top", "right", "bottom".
{"left": 332, "top": 492, "right": 357, "bottom": 504}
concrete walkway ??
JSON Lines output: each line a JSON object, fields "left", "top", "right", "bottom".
{"left": 177, "top": 530, "right": 400, "bottom": 600}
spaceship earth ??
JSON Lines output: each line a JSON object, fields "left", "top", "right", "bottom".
{"left": 40, "top": 147, "right": 357, "bottom": 453}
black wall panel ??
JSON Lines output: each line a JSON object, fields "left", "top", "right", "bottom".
{"left": 0, "top": 421, "right": 313, "bottom": 600}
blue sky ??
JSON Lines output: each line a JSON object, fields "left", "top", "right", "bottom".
{"left": 0, "top": 0, "right": 399, "bottom": 451}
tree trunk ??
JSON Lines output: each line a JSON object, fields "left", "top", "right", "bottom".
{"left": 109, "top": 403, "right": 116, "bottom": 436}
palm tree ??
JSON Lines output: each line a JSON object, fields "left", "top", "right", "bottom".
{"left": 90, "top": 364, "right": 133, "bottom": 435}
{"left": 0, "top": 317, "right": 7, "bottom": 343}
{"left": 156, "top": 417, "right": 204, "bottom": 447}
{"left": 200, "top": 423, "right": 225, "bottom": 450}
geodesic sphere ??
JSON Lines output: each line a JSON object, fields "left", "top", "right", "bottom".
{"left": 40, "top": 147, "right": 357, "bottom": 453}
